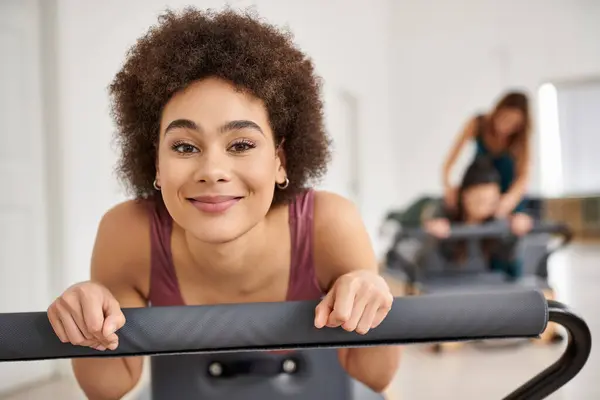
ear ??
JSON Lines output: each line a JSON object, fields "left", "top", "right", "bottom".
{"left": 275, "top": 139, "right": 287, "bottom": 184}
{"left": 155, "top": 156, "right": 161, "bottom": 188}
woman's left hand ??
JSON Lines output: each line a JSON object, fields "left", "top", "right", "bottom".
{"left": 314, "top": 270, "right": 393, "bottom": 335}
{"left": 510, "top": 212, "right": 534, "bottom": 236}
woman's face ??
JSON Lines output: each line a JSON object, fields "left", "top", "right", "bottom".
{"left": 493, "top": 107, "right": 524, "bottom": 138}
{"left": 156, "top": 77, "right": 287, "bottom": 243}
{"left": 461, "top": 183, "right": 501, "bottom": 222}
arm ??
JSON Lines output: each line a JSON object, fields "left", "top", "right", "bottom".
{"left": 71, "top": 200, "right": 150, "bottom": 400}
{"left": 422, "top": 198, "right": 450, "bottom": 221}
{"left": 498, "top": 140, "right": 531, "bottom": 216}
{"left": 313, "top": 191, "right": 401, "bottom": 393}
{"left": 442, "top": 117, "right": 477, "bottom": 189}
{"left": 421, "top": 199, "right": 452, "bottom": 237}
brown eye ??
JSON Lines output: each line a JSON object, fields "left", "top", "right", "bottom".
{"left": 171, "top": 142, "right": 199, "bottom": 154}
{"left": 229, "top": 139, "right": 256, "bottom": 153}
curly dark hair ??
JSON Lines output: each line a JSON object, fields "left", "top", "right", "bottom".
{"left": 109, "top": 7, "right": 331, "bottom": 205}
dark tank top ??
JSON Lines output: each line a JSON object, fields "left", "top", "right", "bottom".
{"left": 144, "top": 191, "right": 357, "bottom": 400}
{"left": 146, "top": 189, "right": 324, "bottom": 306}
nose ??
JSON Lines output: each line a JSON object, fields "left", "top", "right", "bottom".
{"left": 193, "top": 147, "right": 232, "bottom": 184}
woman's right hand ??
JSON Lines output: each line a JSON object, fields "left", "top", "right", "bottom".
{"left": 424, "top": 218, "right": 451, "bottom": 239}
{"left": 47, "top": 281, "right": 126, "bottom": 351}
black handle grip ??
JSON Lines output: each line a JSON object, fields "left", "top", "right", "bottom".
{"left": 504, "top": 300, "right": 592, "bottom": 400}
{"left": 0, "top": 290, "right": 547, "bottom": 361}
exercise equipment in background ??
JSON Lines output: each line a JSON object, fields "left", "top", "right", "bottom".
{"left": 384, "top": 218, "right": 572, "bottom": 350}
{"left": 0, "top": 290, "right": 592, "bottom": 400}
{"left": 385, "top": 219, "right": 572, "bottom": 295}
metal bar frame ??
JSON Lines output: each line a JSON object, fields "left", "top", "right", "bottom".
{"left": 503, "top": 300, "right": 592, "bottom": 400}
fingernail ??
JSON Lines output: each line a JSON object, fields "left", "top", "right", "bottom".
{"left": 95, "top": 345, "right": 106, "bottom": 351}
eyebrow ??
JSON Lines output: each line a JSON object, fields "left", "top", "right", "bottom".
{"left": 164, "top": 119, "right": 264, "bottom": 136}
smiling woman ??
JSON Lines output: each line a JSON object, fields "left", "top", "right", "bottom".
{"left": 155, "top": 77, "right": 293, "bottom": 244}
{"left": 109, "top": 8, "right": 331, "bottom": 207}
{"left": 45, "top": 7, "right": 401, "bottom": 400}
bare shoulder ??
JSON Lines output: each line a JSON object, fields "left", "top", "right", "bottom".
{"left": 91, "top": 199, "right": 152, "bottom": 304}
{"left": 98, "top": 199, "right": 150, "bottom": 235}
{"left": 312, "top": 191, "right": 377, "bottom": 290}
{"left": 463, "top": 115, "right": 480, "bottom": 137}
{"left": 95, "top": 199, "right": 151, "bottom": 251}
{"left": 313, "top": 190, "right": 361, "bottom": 230}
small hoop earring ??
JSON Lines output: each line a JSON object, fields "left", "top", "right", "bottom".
{"left": 277, "top": 177, "right": 289, "bottom": 190}
{"left": 153, "top": 179, "right": 161, "bottom": 191}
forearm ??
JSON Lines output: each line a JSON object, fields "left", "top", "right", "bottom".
{"left": 343, "top": 346, "right": 402, "bottom": 393}
{"left": 503, "top": 177, "right": 528, "bottom": 210}
{"left": 503, "top": 148, "right": 530, "bottom": 210}
{"left": 72, "top": 357, "right": 142, "bottom": 400}
{"left": 443, "top": 121, "right": 475, "bottom": 189}
{"left": 442, "top": 162, "right": 453, "bottom": 189}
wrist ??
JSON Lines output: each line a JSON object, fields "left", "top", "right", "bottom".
{"left": 500, "top": 193, "right": 515, "bottom": 207}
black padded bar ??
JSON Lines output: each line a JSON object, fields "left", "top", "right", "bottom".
{"left": 0, "top": 290, "right": 547, "bottom": 362}
{"left": 398, "top": 220, "right": 572, "bottom": 241}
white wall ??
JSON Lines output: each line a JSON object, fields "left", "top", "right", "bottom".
{"left": 49, "top": 0, "right": 396, "bottom": 294}
{"left": 390, "top": 0, "right": 600, "bottom": 206}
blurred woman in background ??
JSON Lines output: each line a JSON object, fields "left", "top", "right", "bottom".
{"left": 426, "top": 156, "right": 532, "bottom": 280}
{"left": 442, "top": 91, "right": 532, "bottom": 218}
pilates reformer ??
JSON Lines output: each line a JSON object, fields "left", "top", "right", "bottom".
{"left": 0, "top": 289, "right": 592, "bottom": 399}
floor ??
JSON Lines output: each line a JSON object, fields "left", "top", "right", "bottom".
{"left": 2, "top": 244, "right": 598, "bottom": 400}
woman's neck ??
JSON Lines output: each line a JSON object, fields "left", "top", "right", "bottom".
{"left": 179, "top": 206, "right": 288, "bottom": 291}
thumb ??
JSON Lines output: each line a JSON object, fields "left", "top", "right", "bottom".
{"left": 314, "top": 289, "right": 335, "bottom": 329}
{"left": 102, "top": 298, "right": 124, "bottom": 337}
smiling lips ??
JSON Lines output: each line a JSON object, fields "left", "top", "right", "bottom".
{"left": 188, "top": 195, "right": 242, "bottom": 213}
